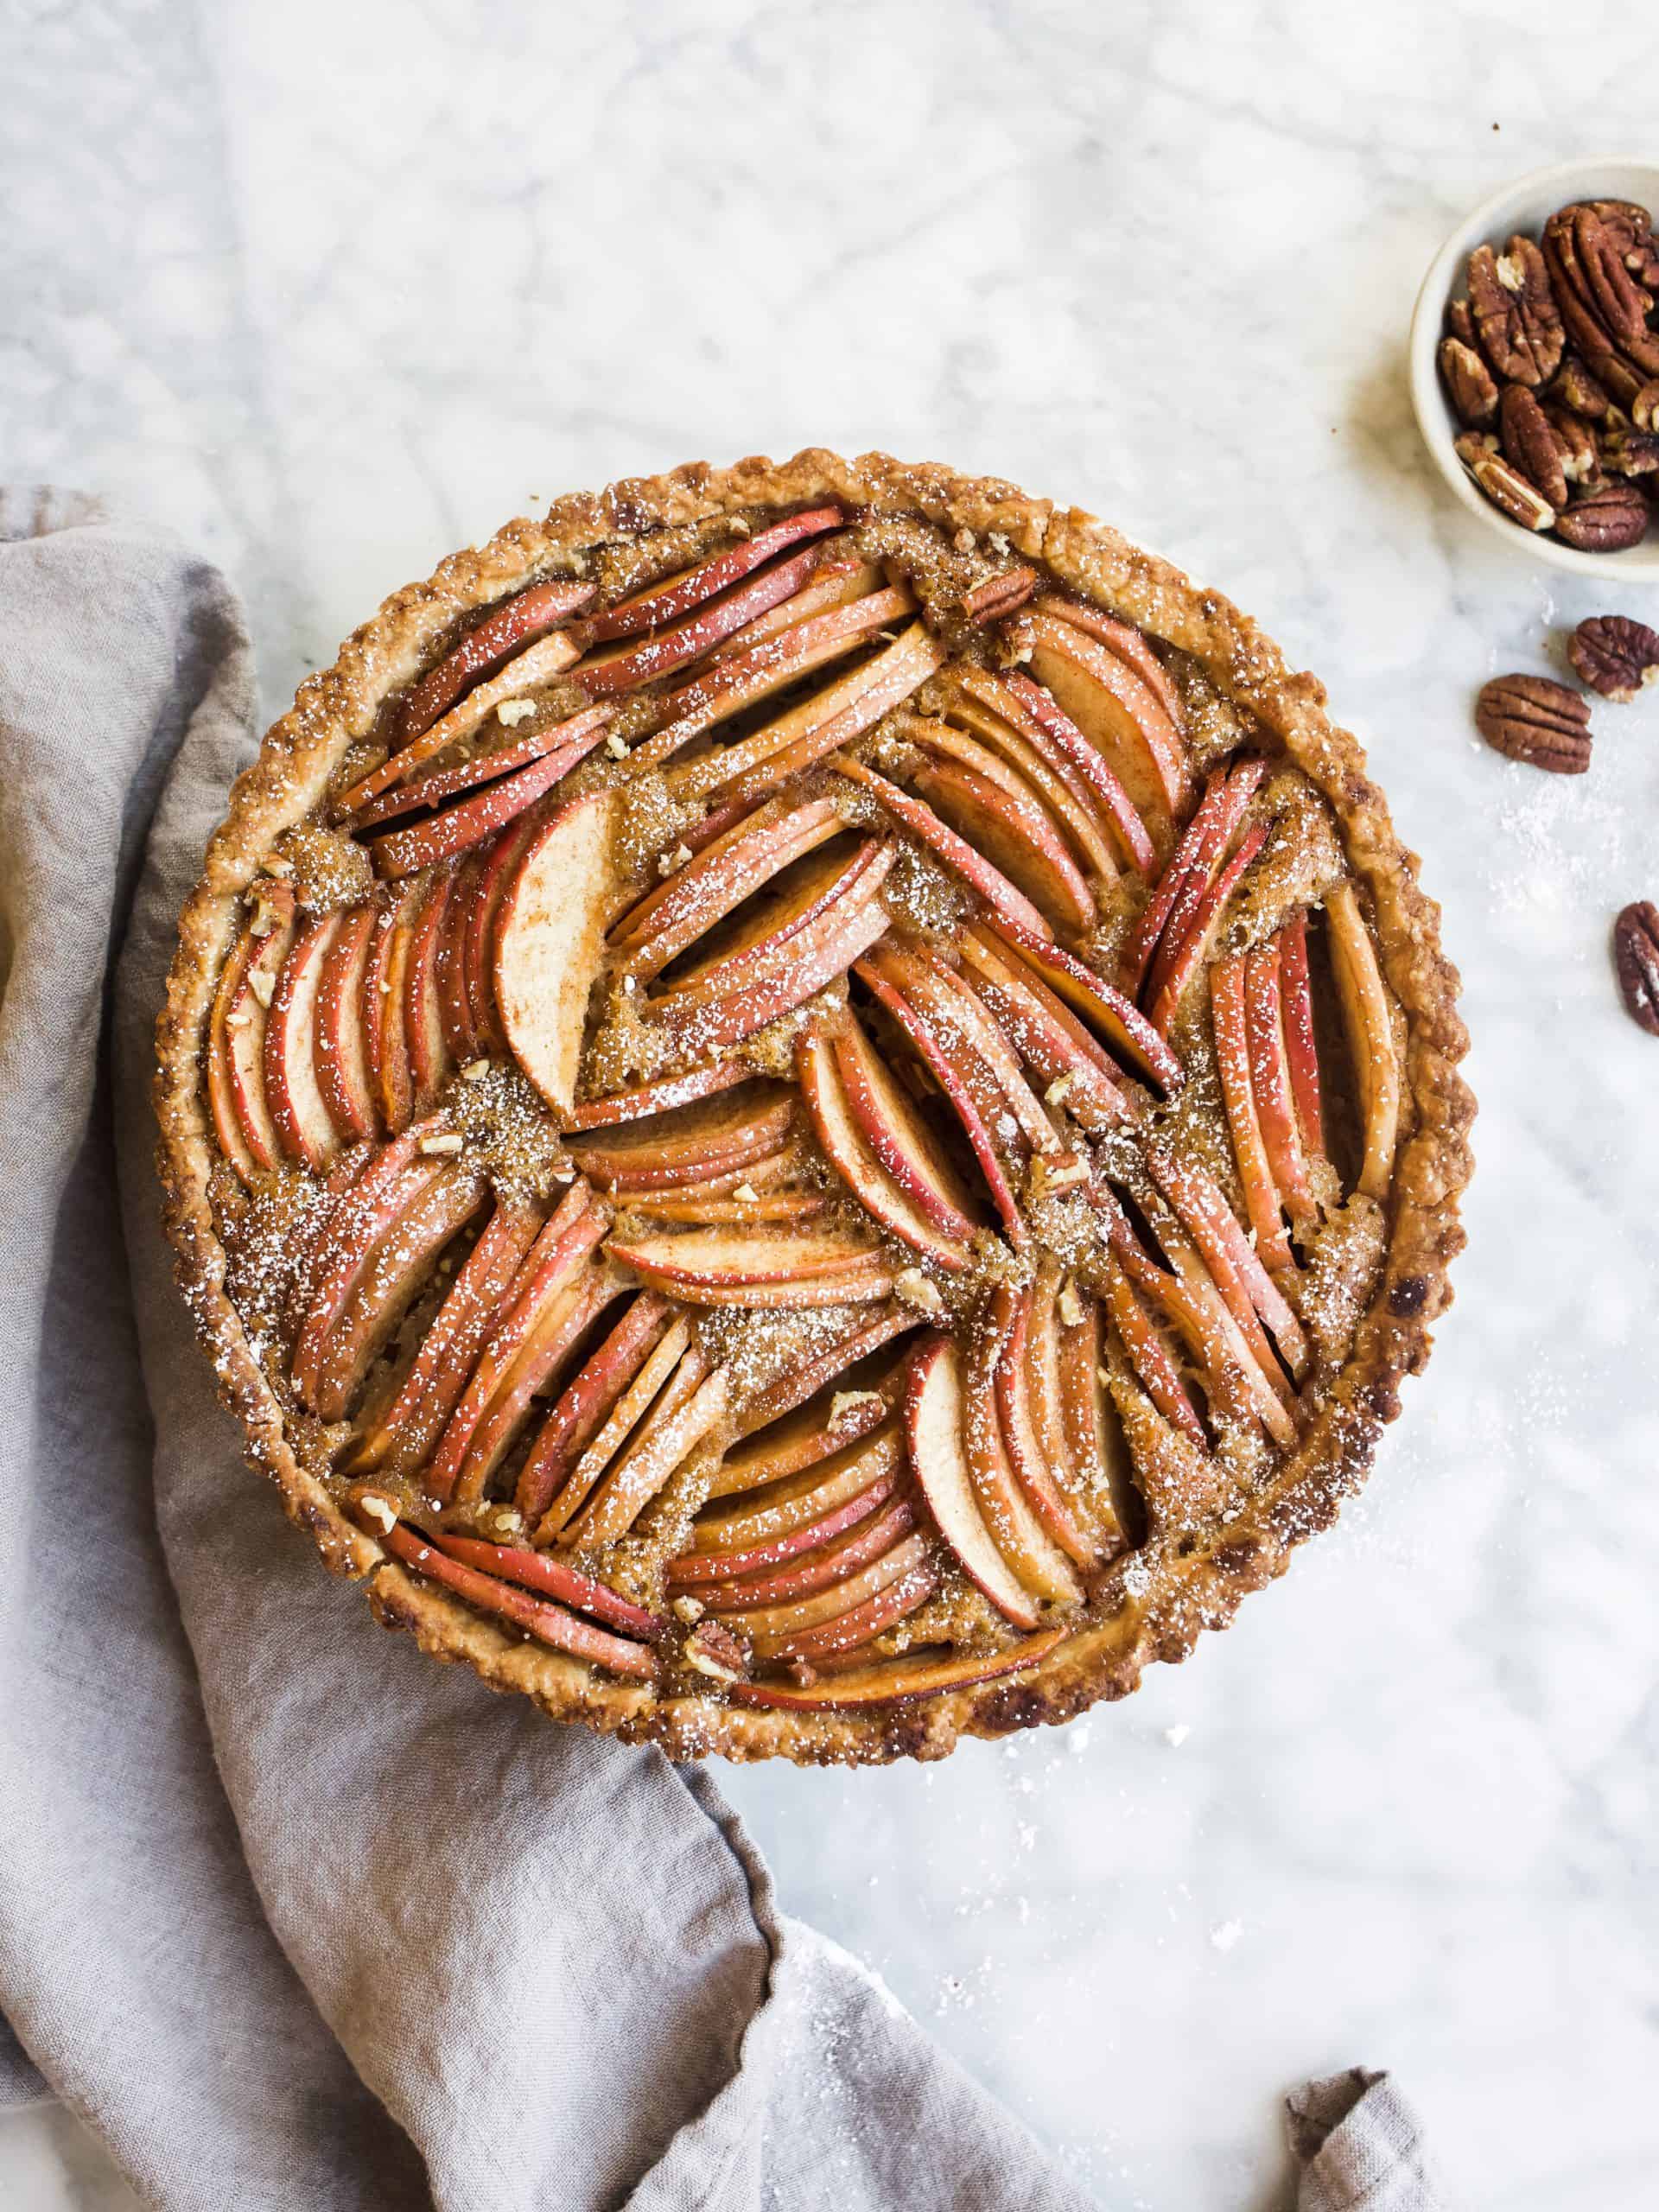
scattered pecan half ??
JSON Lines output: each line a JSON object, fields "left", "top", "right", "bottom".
{"left": 1541, "top": 403, "right": 1603, "bottom": 490}
{"left": 1440, "top": 337, "right": 1498, "bottom": 426}
{"left": 1634, "top": 380, "right": 1659, "bottom": 432}
{"left": 1455, "top": 434, "right": 1555, "bottom": 531}
{"left": 681, "top": 1618, "right": 751, "bottom": 1683}
{"left": 1467, "top": 238, "right": 1564, "bottom": 386}
{"left": 1445, "top": 296, "right": 1477, "bottom": 348}
{"left": 1498, "top": 383, "right": 1568, "bottom": 507}
{"left": 1474, "top": 675, "right": 1592, "bottom": 772}
{"left": 1598, "top": 352, "right": 1649, "bottom": 412}
{"left": 1553, "top": 353, "right": 1615, "bottom": 420}
{"left": 1613, "top": 901, "right": 1659, "bottom": 1035}
{"left": 1604, "top": 428, "right": 1659, "bottom": 478}
{"left": 1568, "top": 615, "right": 1659, "bottom": 701}
{"left": 1554, "top": 481, "right": 1649, "bottom": 551}
{"left": 960, "top": 566, "right": 1038, "bottom": 625}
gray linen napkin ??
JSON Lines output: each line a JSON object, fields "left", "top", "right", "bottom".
{"left": 0, "top": 491, "right": 1103, "bottom": 2212}
{"left": 1286, "top": 2070, "right": 1445, "bottom": 2212}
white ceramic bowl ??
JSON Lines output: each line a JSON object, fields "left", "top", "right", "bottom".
{"left": 1408, "top": 158, "right": 1659, "bottom": 582}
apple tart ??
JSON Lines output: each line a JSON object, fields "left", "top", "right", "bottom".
{"left": 156, "top": 451, "right": 1472, "bottom": 1765}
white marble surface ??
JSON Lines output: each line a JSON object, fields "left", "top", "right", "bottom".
{"left": 4, "top": 2, "right": 1658, "bottom": 2205}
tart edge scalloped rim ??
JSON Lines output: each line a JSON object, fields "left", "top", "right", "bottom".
{"left": 152, "top": 448, "right": 1476, "bottom": 1767}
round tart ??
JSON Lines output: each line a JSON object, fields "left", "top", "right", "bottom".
{"left": 156, "top": 450, "right": 1473, "bottom": 1765}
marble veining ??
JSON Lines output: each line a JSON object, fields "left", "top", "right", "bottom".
{"left": 3, "top": 1, "right": 1657, "bottom": 2205}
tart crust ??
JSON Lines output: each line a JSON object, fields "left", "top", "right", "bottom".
{"left": 155, "top": 449, "right": 1473, "bottom": 1765}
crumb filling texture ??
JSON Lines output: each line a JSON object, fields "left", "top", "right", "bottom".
{"left": 162, "top": 454, "right": 1467, "bottom": 1764}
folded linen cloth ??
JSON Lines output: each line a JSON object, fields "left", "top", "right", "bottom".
{"left": 0, "top": 489, "right": 1101, "bottom": 2211}
{"left": 0, "top": 492, "right": 1444, "bottom": 2212}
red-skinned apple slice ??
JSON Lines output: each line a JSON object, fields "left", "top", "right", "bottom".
{"left": 465, "top": 810, "right": 548, "bottom": 1054}
{"left": 798, "top": 1026, "right": 973, "bottom": 1270}
{"left": 311, "top": 1166, "right": 487, "bottom": 1421}
{"left": 998, "top": 670, "right": 1158, "bottom": 877}
{"left": 424, "top": 1184, "right": 605, "bottom": 1500}
{"left": 1102, "top": 1257, "right": 1209, "bottom": 1450}
{"left": 648, "top": 837, "right": 887, "bottom": 1012}
{"left": 709, "top": 1377, "right": 900, "bottom": 1501}
{"left": 581, "top": 505, "right": 844, "bottom": 645}
{"left": 315, "top": 903, "right": 380, "bottom": 1141}
{"left": 1209, "top": 953, "right": 1294, "bottom": 1271}
{"left": 1028, "top": 594, "right": 1188, "bottom": 734}
{"left": 289, "top": 1123, "right": 443, "bottom": 1404}
{"left": 992, "top": 1285, "right": 1101, "bottom": 1567}
{"left": 1158, "top": 1231, "right": 1297, "bottom": 1446}
{"left": 264, "top": 913, "right": 344, "bottom": 1171}
{"left": 1121, "top": 758, "right": 1265, "bottom": 1001}
{"left": 683, "top": 623, "right": 948, "bottom": 805}
{"left": 563, "top": 1361, "right": 730, "bottom": 1550}
{"left": 1244, "top": 937, "right": 1318, "bottom": 1227}
{"left": 607, "top": 1224, "right": 893, "bottom": 1308}
{"left": 393, "top": 580, "right": 595, "bottom": 747}
{"left": 938, "top": 690, "right": 1122, "bottom": 883}
{"left": 344, "top": 1198, "right": 543, "bottom": 1478}
{"left": 423, "top": 1533, "right": 665, "bottom": 1641}
{"left": 830, "top": 1010, "right": 983, "bottom": 1242}
{"left": 436, "top": 850, "right": 485, "bottom": 1065}
{"left": 207, "top": 921, "right": 265, "bottom": 1181}
{"left": 687, "top": 1425, "right": 906, "bottom": 1560}
{"left": 362, "top": 895, "right": 417, "bottom": 1137}
{"left": 1053, "top": 1289, "right": 1134, "bottom": 1557}
{"left": 627, "top": 585, "right": 918, "bottom": 774}
{"left": 1324, "top": 882, "right": 1399, "bottom": 1201}
{"left": 708, "top": 1496, "right": 918, "bottom": 1611}
{"left": 350, "top": 704, "right": 615, "bottom": 831}
{"left": 627, "top": 1185, "right": 826, "bottom": 1226}
{"left": 1015, "top": 609, "right": 1193, "bottom": 842}
{"left": 402, "top": 874, "right": 452, "bottom": 1106}
{"left": 223, "top": 905, "right": 297, "bottom": 1172}
{"left": 564, "top": 1060, "right": 751, "bottom": 1133}
{"left": 961, "top": 1309, "right": 1083, "bottom": 1606}
{"left": 872, "top": 944, "right": 1061, "bottom": 1160}
{"left": 740, "top": 1533, "right": 937, "bottom": 1660}
{"left": 1140, "top": 762, "right": 1266, "bottom": 1014}
{"left": 956, "top": 925, "right": 1132, "bottom": 1134}
{"left": 608, "top": 1139, "right": 810, "bottom": 1212}
{"left": 366, "top": 716, "right": 613, "bottom": 880}
{"left": 608, "top": 798, "right": 843, "bottom": 976}
{"left": 1277, "top": 912, "right": 1326, "bottom": 1164}
{"left": 706, "top": 554, "right": 877, "bottom": 660}
{"left": 651, "top": 849, "right": 894, "bottom": 1055}
{"left": 904, "top": 1333, "right": 1044, "bottom": 1629}
{"left": 1145, "top": 1147, "right": 1309, "bottom": 1386}
{"left": 833, "top": 757, "right": 1053, "bottom": 944}
{"left": 528, "top": 1311, "right": 696, "bottom": 1535}
{"left": 448, "top": 1261, "right": 616, "bottom": 1506}
{"left": 669, "top": 1465, "right": 903, "bottom": 1588}
{"left": 370, "top": 1517, "right": 658, "bottom": 1680}
{"left": 728, "top": 1307, "right": 920, "bottom": 1445}
{"left": 567, "top": 1080, "right": 795, "bottom": 1192}
{"left": 983, "top": 918, "right": 1181, "bottom": 1095}
{"left": 911, "top": 750, "right": 1096, "bottom": 938}
{"left": 515, "top": 1289, "right": 674, "bottom": 1522}
{"left": 1145, "top": 817, "right": 1268, "bottom": 1037}
{"left": 853, "top": 956, "right": 1024, "bottom": 1243}
{"left": 494, "top": 787, "right": 621, "bottom": 1115}
{"left": 569, "top": 539, "right": 834, "bottom": 697}
{"left": 727, "top": 1626, "right": 1067, "bottom": 1709}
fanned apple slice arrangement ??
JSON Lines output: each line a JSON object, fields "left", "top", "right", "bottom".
{"left": 200, "top": 491, "right": 1411, "bottom": 1725}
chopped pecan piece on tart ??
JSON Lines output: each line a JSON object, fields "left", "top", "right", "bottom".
{"left": 155, "top": 450, "right": 1472, "bottom": 1766}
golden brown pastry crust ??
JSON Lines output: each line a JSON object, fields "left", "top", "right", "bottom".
{"left": 155, "top": 449, "right": 1473, "bottom": 1765}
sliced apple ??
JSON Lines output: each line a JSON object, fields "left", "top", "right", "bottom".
{"left": 904, "top": 1333, "right": 1044, "bottom": 1628}
{"left": 1053, "top": 1288, "right": 1135, "bottom": 1557}
{"left": 563, "top": 1361, "right": 730, "bottom": 1549}
{"left": 992, "top": 1286, "right": 1101, "bottom": 1567}
{"left": 351, "top": 704, "right": 615, "bottom": 832}
{"left": 1015, "top": 608, "right": 1193, "bottom": 844}
{"left": 938, "top": 687, "right": 1121, "bottom": 883}
{"left": 361, "top": 894, "right": 417, "bottom": 1138}
{"left": 998, "top": 670, "right": 1157, "bottom": 877}
{"left": 581, "top": 505, "right": 845, "bottom": 645}
{"left": 344, "top": 1198, "right": 543, "bottom": 1478}
{"left": 798, "top": 1026, "right": 972, "bottom": 1270}
{"left": 911, "top": 751, "right": 1096, "bottom": 938}
{"left": 687, "top": 1423, "right": 906, "bottom": 1559}
{"left": 289, "top": 1126, "right": 440, "bottom": 1401}
{"left": 608, "top": 797, "right": 843, "bottom": 978}
{"left": 224, "top": 903, "right": 297, "bottom": 1172}
{"left": 704, "top": 623, "right": 949, "bottom": 807}
{"left": 313, "top": 903, "right": 380, "bottom": 1141}
{"left": 1120, "top": 757, "right": 1265, "bottom": 1001}
{"left": 709, "top": 1376, "right": 899, "bottom": 1501}
{"left": 1324, "top": 882, "right": 1400, "bottom": 1201}
{"left": 533, "top": 1313, "right": 696, "bottom": 1537}
{"left": 607, "top": 1224, "right": 893, "bottom": 1309}
{"left": 373, "top": 1519, "right": 658, "bottom": 1680}
{"left": 647, "top": 836, "right": 884, "bottom": 1010}
{"left": 207, "top": 919, "right": 267, "bottom": 1181}
{"left": 707, "top": 1495, "right": 918, "bottom": 1611}
{"left": 1145, "top": 1146, "right": 1310, "bottom": 1386}
{"left": 448, "top": 1260, "right": 616, "bottom": 1506}
{"left": 1209, "top": 953, "right": 1293, "bottom": 1272}
{"left": 1277, "top": 912, "right": 1326, "bottom": 1164}
{"left": 394, "top": 579, "right": 595, "bottom": 747}
{"left": 465, "top": 809, "right": 555, "bottom": 1055}
{"left": 626, "top": 584, "right": 918, "bottom": 774}
{"left": 706, "top": 553, "right": 879, "bottom": 660}
{"left": 983, "top": 918, "right": 1181, "bottom": 1095}
{"left": 494, "top": 787, "right": 621, "bottom": 1115}
{"left": 728, "top": 1306, "right": 921, "bottom": 1445}
{"left": 514, "top": 1289, "right": 674, "bottom": 1522}
{"left": 401, "top": 874, "right": 452, "bottom": 1106}
{"left": 436, "top": 850, "right": 485, "bottom": 1065}
{"left": 1028, "top": 595, "right": 1188, "bottom": 734}
{"left": 626, "top": 1185, "right": 827, "bottom": 1226}
{"left": 912, "top": 713, "right": 1105, "bottom": 904}
{"left": 727, "top": 1626, "right": 1067, "bottom": 1709}
{"left": 564, "top": 1060, "right": 752, "bottom": 1133}
{"left": 868, "top": 944, "right": 1060, "bottom": 1160}
{"left": 830, "top": 1009, "right": 983, "bottom": 1242}
{"left": 310, "top": 1166, "right": 488, "bottom": 1421}
{"left": 1244, "top": 937, "right": 1317, "bottom": 1228}
{"left": 832, "top": 757, "right": 1053, "bottom": 944}
{"left": 423, "top": 1533, "right": 664, "bottom": 1641}
{"left": 960, "top": 1311, "right": 1083, "bottom": 1607}
{"left": 569, "top": 538, "right": 835, "bottom": 697}
{"left": 853, "top": 955, "right": 1024, "bottom": 1243}
{"left": 1144, "top": 821, "right": 1268, "bottom": 1037}
{"left": 567, "top": 1079, "right": 795, "bottom": 1192}
{"left": 670, "top": 1465, "right": 904, "bottom": 1588}
{"left": 740, "top": 1533, "right": 938, "bottom": 1661}
{"left": 956, "top": 925, "right": 1132, "bottom": 1134}
{"left": 1157, "top": 1230, "right": 1298, "bottom": 1446}
{"left": 365, "top": 715, "right": 613, "bottom": 880}
{"left": 263, "top": 913, "right": 344, "bottom": 1172}
{"left": 1101, "top": 1256, "right": 1208, "bottom": 1450}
